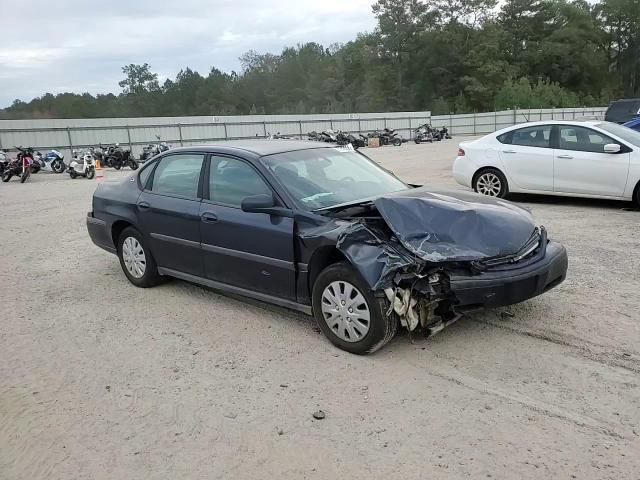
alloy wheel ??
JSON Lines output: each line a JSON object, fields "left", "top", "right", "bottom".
{"left": 476, "top": 172, "right": 502, "bottom": 196}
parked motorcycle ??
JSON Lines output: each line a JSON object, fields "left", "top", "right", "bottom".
{"left": 140, "top": 135, "right": 170, "bottom": 161}
{"left": 413, "top": 124, "right": 435, "bottom": 144}
{"left": 371, "top": 128, "right": 403, "bottom": 146}
{"left": 105, "top": 144, "right": 138, "bottom": 170}
{"left": 0, "top": 150, "right": 9, "bottom": 176}
{"left": 335, "top": 131, "right": 365, "bottom": 149}
{"left": 68, "top": 150, "right": 95, "bottom": 179}
{"left": 34, "top": 149, "right": 66, "bottom": 173}
{"left": 1, "top": 146, "right": 35, "bottom": 183}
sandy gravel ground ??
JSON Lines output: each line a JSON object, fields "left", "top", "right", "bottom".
{"left": 1, "top": 141, "right": 639, "bottom": 479}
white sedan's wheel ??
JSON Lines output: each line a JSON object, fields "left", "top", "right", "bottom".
{"left": 474, "top": 169, "right": 508, "bottom": 198}
{"left": 476, "top": 172, "right": 502, "bottom": 196}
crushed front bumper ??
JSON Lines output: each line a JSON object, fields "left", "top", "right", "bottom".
{"left": 449, "top": 240, "right": 568, "bottom": 309}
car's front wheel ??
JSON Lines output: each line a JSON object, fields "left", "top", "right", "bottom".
{"left": 473, "top": 168, "right": 508, "bottom": 198}
{"left": 117, "top": 227, "right": 162, "bottom": 287}
{"left": 312, "top": 262, "right": 398, "bottom": 355}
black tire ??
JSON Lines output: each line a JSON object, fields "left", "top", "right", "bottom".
{"left": 473, "top": 167, "right": 509, "bottom": 199}
{"left": 86, "top": 166, "right": 95, "bottom": 179}
{"left": 20, "top": 167, "right": 30, "bottom": 183}
{"left": 52, "top": 159, "right": 65, "bottom": 173}
{"left": 2, "top": 172, "right": 12, "bottom": 182}
{"left": 414, "top": 138, "right": 421, "bottom": 144}
{"left": 393, "top": 138, "right": 402, "bottom": 146}
{"left": 117, "top": 227, "right": 163, "bottom": 288}
{"left": 312, "top": 261, "right": 398, "bottom": 355}
{"left": 634, "top": 182, "right": 640, "bottom": 208}
{"left": 113, "top": 163, "right": 121, "bottom": 170}
{"left": 69, "top": 171, "right": 77, "bottom": 179}
{"left": 129, "top": 160, "right": 139, "bottom": 170}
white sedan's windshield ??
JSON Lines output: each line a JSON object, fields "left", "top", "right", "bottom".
{"left": 596, "top": 121, "right": 640, "bottom": 147}
{"left": 262, "top": 147, "right": 408, "bottom": 210}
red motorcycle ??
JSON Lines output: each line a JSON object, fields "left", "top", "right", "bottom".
{"left": 1, "top": 146, "right": 35, "bottom": 183}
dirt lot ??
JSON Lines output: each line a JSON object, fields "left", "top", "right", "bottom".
{"left": 1, "top": 140, "right": 639, "bottom": 480}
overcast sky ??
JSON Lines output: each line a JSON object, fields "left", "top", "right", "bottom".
{"left": 0, "top": 0, "right": 377, "bottom": 108}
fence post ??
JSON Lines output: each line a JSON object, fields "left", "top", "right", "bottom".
{"left": 66, "top": 127, "right": 73, "bottom": 154}
{"left": 513, "top": 106, "right": 517, "bottom": 126}
{"left": 357, "top": 118, "right": 362, "bottom": 135}
{"left": 178, "top": 124, "right": 183, "bottom": 146}
{"left": 330, "top": 119, "right": 333, "bottom": 130}
{"left": 299, "top": 120, "right": 303, "bottom": 139}
{"left": 263, "top": 121, "right": 267, "bottom": 138}
{"left": 494, "top": 110, "right": 497, "bottom": 131}
{"left": 223, "top": 123, "right": 228, "bottom": 140}
{"left": 126, "top": 125, "right": 133, "bottom": 152}
{"left": 473, "top": 112, "right": 476, "bottom": 135}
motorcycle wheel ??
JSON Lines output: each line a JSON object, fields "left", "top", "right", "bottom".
{"left": 69, "top": 171, "right": 77, "bottom": 179}
{"left": 2, "top": 172, "right": 11, "bottom": 182}
{"left": 393, "top": 138, "right": 402, "bottom": 146}
{"left": 129, "top": 160, "right": 139, "bottom": 170}
{"left": 20, "top": 167, "right": 31, "bottom": 183}
{"left": 414, "top": 138, "right": 421, "bottom": 144}
{"left": 86, "top": 166, "right": 95, "bottom": 179}
{"left": 113, "top": 163, "right": 121, "bottom": 170}
{"left": 52, "top": 159, "right": 65, "bottom": 173}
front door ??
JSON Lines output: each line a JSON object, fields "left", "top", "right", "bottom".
{"left": 553, "top": 125, "right": 630, "bottom": 197}
{"left": 199, "top": 155, "right": 296, "bottom": 300}
{"left": 498, "top": 124, "right": 554, "bottom": 191}
{"left": 136, "top": 153, "right": 206, "bottom": 276}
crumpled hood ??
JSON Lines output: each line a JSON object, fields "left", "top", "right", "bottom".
{"left": 372, "top": 187, "right": 536, "bottom": 262}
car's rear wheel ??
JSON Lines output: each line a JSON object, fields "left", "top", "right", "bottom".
{"left": 474, "top": 168, "right": 508, "bottom": 198}
{"left": 312, "top": 262, "right": 398, "bottom": 355}
{"left": 117, "top": 227, "right": 162, "bottom": 287}
{"left": 634, "top": 182, "right": 640, "bottom": 208}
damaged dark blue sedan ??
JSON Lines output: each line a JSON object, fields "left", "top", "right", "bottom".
{"left": 87, "top": 140, "right": 568, "bottom": 354}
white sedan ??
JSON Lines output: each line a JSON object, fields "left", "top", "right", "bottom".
{"left": 452, "top": 120, "right": 640, "bottom": 205}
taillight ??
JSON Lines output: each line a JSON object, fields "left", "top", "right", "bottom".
{"left": 457, "top": 148, "right": 465, "bottom": 156}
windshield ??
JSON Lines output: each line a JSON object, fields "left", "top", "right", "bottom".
{"left": 261, "top": 147, "right": 408, "bottom": 210}
{"left": 596, "top": 121, "right": 640, "bottom": 148}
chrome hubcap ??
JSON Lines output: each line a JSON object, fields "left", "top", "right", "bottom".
{"left": 321, "top": 281, "right": 370, "bottom": 342}
{"left": 477, "top": 172, "right": 502, "bottom": 196}
{"left": 122, "top": 237, "right": 146, "bottom": 278}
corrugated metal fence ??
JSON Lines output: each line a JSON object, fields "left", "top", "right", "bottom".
{"left": 0, "top": 107, "right": 606, "bottom": 159}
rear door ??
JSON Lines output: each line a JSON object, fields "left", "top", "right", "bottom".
{"left": 136, "top": 153, "right": 206, "bottom": 276}
{"left": 553, "top": 125, "right": 630, "bottom": 197}
{"left": 199, "top": 155, "right": 296, "bottom": 300}
{"left": 497, "top": 124, "right": 554, "bottom": 191}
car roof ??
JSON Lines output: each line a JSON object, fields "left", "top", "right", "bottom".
{"left": 162, "top": 139, "right": 332, "bottom": 157}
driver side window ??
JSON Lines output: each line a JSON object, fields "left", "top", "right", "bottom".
{"left": 208, "top": 156, "right": 272, "bottom": 207}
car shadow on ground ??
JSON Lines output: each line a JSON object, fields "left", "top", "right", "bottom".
{"left": 506, "top": 193, "right": 636, "bottom": 211}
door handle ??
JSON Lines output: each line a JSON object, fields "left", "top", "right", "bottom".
{"left": 201, "top": 212, "right": 218, "bottom": 223}
{"left": 137, "top": 201, "right": 150, "bottom": 210}
{"left": 557, "top": 154, "right": 574, "bottom": 159}
{"left": 502, "top": 150, "right": 516, "bottom": 154}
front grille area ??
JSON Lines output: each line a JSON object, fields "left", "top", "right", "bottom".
{"left": 479, "top": 227, "right": 545, "bottom": 269}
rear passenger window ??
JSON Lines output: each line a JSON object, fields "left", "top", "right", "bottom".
{"left": 511, "top": 125, "right": 552, "bottom": 148}
{"left": 209, "top": 156, "right": 272, "bottom": 207}
{"left": 150, "top": 154, "right": 204, "bottom": 198}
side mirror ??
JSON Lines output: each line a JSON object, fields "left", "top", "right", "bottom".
{"left": 604, "top": 143, "right": 621, "bottom": 153}
{"left": 241, "top": 194, "right": 294, "bottom": 218}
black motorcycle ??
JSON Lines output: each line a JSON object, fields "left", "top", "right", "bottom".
{"left": 105, "top": 144, "right": 138, "bottom": 170}
{"left": 336, "top": 131, "right": 365, "bottom": 149}
{"left": 371, "top": 128, "right": 402, "bottom": 146}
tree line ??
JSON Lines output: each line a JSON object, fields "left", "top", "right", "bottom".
{"left": 2, "top": 0, "right": 638, "bottom": 119}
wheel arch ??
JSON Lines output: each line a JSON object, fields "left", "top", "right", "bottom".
{"left": 472, "top": 165, "right": 507, "bottom": 188}
{"left": 111, "top": 219, "right": 134, "bottom": 247}
{"left": 633, "top": 179, "right": 640, "bottom": 207}
{"left": 307, "top": 246, "right": 348, "bottom": 297}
